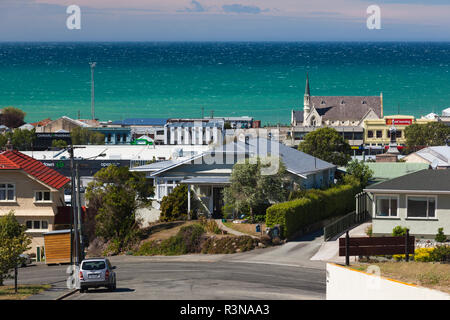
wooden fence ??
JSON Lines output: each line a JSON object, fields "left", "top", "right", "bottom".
{"left": 339, "top": 230, "right": 415, "bottom": 265}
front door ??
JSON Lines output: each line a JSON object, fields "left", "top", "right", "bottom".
{"left": 212, "top": 187, "right": 224, "bottom": 219}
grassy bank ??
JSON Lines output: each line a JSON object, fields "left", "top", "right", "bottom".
{"left": 223, "top": 222, "right": 265, "bottom": 237}
{"left": 350, "top": 262, "right": 450, "bottom": 294}
{"left": 135, "top": 222, "right": 261, "bottom": 256}
{"left": 0, "top": 284, "right": 50, "bottom": 300}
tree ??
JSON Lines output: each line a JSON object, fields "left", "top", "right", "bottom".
{"left": 346, "top": 160, "right": 374, "bottom": 188}
{"left": 51, "top": 139, "right": 68, "bottom": 148}
{"left": 85, "top": 165, "right": 153, "bottom": 252}
{"left": 0, "top": 129, "right": 36, "bottom": 151}
{"left": 223, "top": 157, "right": 287, "bottom": 222}
{"left": 160, "top": 185, "right": 193, "bottom": 222}
{"left": 0, "top": 211, "right": 31, "bottom": 286}
{"left": 298, "top": 127, "right": 352, "bottom": 166}
{"left": 0, "top": 107, "right": 26, "bottom": 129}
{"left": 405, "top": 122, "right": 450, "bottom": 153}
{"left": 71, "top": 127, "right": 105, "bottom": 145}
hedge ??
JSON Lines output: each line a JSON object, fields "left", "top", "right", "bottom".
{"left": 266, "top": 183, "right": 361, "bottom": 239}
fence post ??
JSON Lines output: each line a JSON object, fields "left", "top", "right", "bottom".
{"left": 405, "top": 229, "right": 410, "bottom": 262}
{"left": 345, "top": 230, "right": 350, "bottom": 266}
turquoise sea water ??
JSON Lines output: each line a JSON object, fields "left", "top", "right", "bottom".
{"left": 0, "top": 42, "right": 449, "bottom": 124}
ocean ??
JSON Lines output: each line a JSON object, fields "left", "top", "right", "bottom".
{"left": 0, "top": 42, "right": 449, "bottom": 125}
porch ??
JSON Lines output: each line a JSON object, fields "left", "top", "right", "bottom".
{"left": 180, "top": 177, "right": 230, "bottom": 219}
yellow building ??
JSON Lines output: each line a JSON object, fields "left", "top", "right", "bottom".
{"left": 363, "top": 115, "right": 436, "bottom": 148}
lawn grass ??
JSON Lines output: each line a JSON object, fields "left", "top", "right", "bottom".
{"left": 0, "top": 284, "right": 51, "bottom": 300}
{"left": 223, "top": 221, "right": 265, "bottom": 237}
{"left": 350, "top": 262, "right": 450, "bottom": 294}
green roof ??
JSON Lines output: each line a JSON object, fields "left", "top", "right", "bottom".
{"left": 365, "top": 162, "right": 429, "bottom": 182}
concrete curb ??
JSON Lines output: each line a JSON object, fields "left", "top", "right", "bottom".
{"left": 55, "top": 288, "right": 78, "bottom": 300}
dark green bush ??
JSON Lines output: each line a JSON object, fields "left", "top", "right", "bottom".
{"left": 266, "top": 183, "right": 361, "bottom": 239}
{"left": 201, "top": 236, "right": 257, "bottom": 254}
{"left": 429, "top": 245, "right": 450, "bottom": 262}
{"left": 392, "top": 226, "right": 408, "bottom": 237}
{"left": 435, "top": 228, "right": 447, "bottom": 243}
{"left": 160, "top": 185, "right": 192, "bottom": 222}
{"left": 136, "top": 224, "right": 205, "bottom": 256}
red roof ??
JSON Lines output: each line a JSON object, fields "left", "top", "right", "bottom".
{"left": 0, "top": 150, "right": 70, "bottom": 189}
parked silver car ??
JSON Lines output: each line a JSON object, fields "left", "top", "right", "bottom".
{"left": 18, "top": 254, "right": 32, "bottom": 267}
{"left": 79, "top": 258, "right": 117, "bottom": 293}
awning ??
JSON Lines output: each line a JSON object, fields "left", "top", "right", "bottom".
{"left": 180, "top": 177, "right": 230, "bottom": 185}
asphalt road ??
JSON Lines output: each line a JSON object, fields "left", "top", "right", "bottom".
{"left": 7, "top": 230, "right": 328, "bottom": 300}
{"left": 7, "top": 258, "right": 325, "bottom": 300}
{"left": 68, "top": 260, "right": 325, "bottom": 300}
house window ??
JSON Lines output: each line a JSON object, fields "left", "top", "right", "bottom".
{"left": 367, "top": 130, "right": 374, "bottom": 138}
{"left": 0, "top": 183, "right": 15, "bottom": 201}
{"left": 311, "top": 116, "right": 316, "bottom": 127}
{"left": 26, "top": 220, "right": 49, "bottom": 230}
{"left": 407, "top": 196, "right": 436, "bottom": 218}
{"left": 376, "top": 130, "right": 383, "bottom": 138}
{"left": 375, "top": 196, "right": 398, "bottom": 217}
{"left": 35, "top": 191, "right": 51, "bottom": 202}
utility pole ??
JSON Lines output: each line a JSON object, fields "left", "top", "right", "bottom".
{"left": 201, "top": 106, "right": 204, "bottom": 119}
{"left": 90, "top": 62, "right": 96, "bottom": 120}
{"left": 76, "top": 163, "right": 84, "bottom": 262}
{"left": 69, "top": 146, "right": 79, "bottom": 266}
{"left": 68, "top": 146, "right": 76, "bottom": 266}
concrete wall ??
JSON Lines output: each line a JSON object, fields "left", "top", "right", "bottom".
{"left": 326, "top": 263, "right": 450, "bottom": 300}
{"left": 371, "top": 193, "right": 450, "bottom": 239}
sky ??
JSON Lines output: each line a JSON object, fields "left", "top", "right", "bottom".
{"left": 0, "top": 0, "right": 449, "bottom": 41}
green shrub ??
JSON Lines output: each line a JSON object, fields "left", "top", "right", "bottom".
{"left": 392, "top": 226, "right": 408, "bottom": 237}
{"left": 199, "top": 218, "right": 221, "bottom": 234}
{"left": 435, "top": 228, "right": 447, "bottom": 243}
{"left": 429, "top": 245, "right": 450, "bottom": 262}
{"left": 159, "top": 185, "right": 191, "bottom": 222}
{"left": 136, "top": 224, "right": 205, "bottom": 256}
{"left": 365, "top": 224, "right": 373, "bottom": 237}
{"left": 201, "top": 236, "right": 257, "bottom": 254}
{"left": 266, "top": 183, "right": 361, "bottom": 239}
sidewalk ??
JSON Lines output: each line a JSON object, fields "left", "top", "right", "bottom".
{"left": 310, "top": 222, "right": 372, "bottom": 264}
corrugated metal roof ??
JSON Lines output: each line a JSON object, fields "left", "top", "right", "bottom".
{"left": 112, "top": 118, "right": 168, "bottom": 126}
{"left": 364, "top": 163, "right": 429, "bottom": 181}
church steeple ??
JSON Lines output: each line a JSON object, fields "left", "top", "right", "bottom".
{"left": 305, "top": 72, "right": 310, "bottom": 96}
{"left": 304, "top": 73, "right": 311, "bottom": 122}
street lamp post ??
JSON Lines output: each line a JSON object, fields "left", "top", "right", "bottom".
{"left": 90, "top": 62, "right": 96, "bottom": 120}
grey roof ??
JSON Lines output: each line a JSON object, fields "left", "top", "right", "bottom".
{"left": 143, "top": 137, "right": 336, "bottom": 177}
{"left": 309, "top": 96, "right": 382, "bottom": 121}
{"left": 180, "top": 177, "right": 230, "bottom": 185}
{"left": 365, "top": 169, "right": 450, "bottom": 192}
{"left": 292, "top": 110, "right": 304, "bottom": 123}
